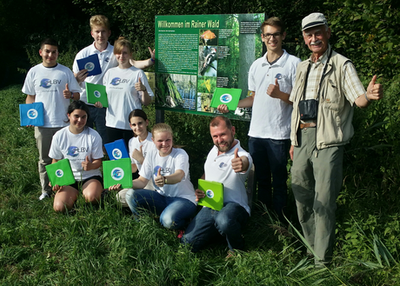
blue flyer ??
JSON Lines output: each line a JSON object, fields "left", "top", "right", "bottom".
{"left": 77, "top": 54, "right": 102, "bottom": 76}
{"left": 104, "top": 139, "right": 130, "bottom": 160}
{"left": 19, "top": 102, "right": 44, "bottom": 126}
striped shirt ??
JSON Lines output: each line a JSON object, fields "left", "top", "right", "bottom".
{"left": 304, "top": 46, "right": 365, "bottom": 105}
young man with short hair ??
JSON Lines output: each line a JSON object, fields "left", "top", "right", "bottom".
{"left": 219, "top": 17, "right": 300, "bottom": 221}
{"left": 23, "top": 38, "right": 81, "bottom": 200}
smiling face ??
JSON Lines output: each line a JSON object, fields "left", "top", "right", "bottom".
{"left": 68, "top": 109, "right": 88, "bottom": 134}
{"left": 115, "top": 46, "right": 132, "bottom": 68}
{"left": 210, "top": 121, "right": 235, "bottom": 154}
{"left": 303, "top": 25, "right": 331, "bottom": 61}
{"left": 261, "top": 25, "right": 286, "bottom": 54}
{"left": 91, "top": 25, "right": 111, "bottom": 49}
{"left": 152, "top": 131, "right": 173, "bottom": 157}
{"left": 130, "top": 116, "right": 149, "bottom": 139}
{"left": 39, "top": 44, "right": 58, "bottom": 67}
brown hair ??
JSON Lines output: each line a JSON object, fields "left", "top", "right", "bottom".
{"left": 261, "top": 16, "right": 286, "bottom": 33}
{"left": 113, "top": 37, "right": 133, "bottom": 55}
{"left": 210, "top": 116, "right": 232, "bottom": 129}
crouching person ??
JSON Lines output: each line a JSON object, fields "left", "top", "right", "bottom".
{"left": 112, "top": 123, "right": 197, "bottom": 230}
{"left": 181, "top": 116, "right": 253, "bottom": 254}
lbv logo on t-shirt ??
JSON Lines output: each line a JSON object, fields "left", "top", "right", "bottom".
{"left": 218, "top": 162, "right": 228, "bottom": 169}
{"left": 40, "top": 79, "right": 62, "bottom": 88}
{"left": 67, "top": 146, "right": 88, "bottom": 157}
{"left": 110, "top": 77, "right": 130, "bottom": 86}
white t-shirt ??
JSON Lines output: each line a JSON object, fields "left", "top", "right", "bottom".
{"left": 72, "top": 42, "right": 118, "bottom": 105}
{"left": 49, "top": 126, "right": 104, "bottom": 181}
{"left": 248, "top": 50, "right": 301, "bottom": 139}
{"left": 204, "top": 140, "right": 253, "bottom": 214}
{"left": 139, "top": 148, "right": 196, "bottom": 204}
{"left": 22, "top": 63, "right": 81, "bottom": 128}
{"left": 103, "top": 66, "right": 154, "bottom": 130}
{"left": 128, "top": 132, "right": 156, "bottom": 171}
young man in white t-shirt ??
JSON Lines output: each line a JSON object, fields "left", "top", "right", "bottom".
{"left": 218, "top": 17, "right": 300, "bottom": 221}
{"left": 182, "top": 116, "right": 253, "bottom": 254}
{"left": 22, "top": 38, "right": 81, "bottom": 200}
{"left": 73, "top": 15, "right": 155, "bottom": 144}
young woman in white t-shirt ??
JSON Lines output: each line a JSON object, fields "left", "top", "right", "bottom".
{"left": 49, "top": 100, "right": 104, "bottom": 212}
{"left": 111, "top": 123, "right": 197, "bottom": 230}
{"left": 101, "top": 37, "right": 153, "bottom": 147}
{"left": 116, "top": 109, "right": 155, "bottom": 207}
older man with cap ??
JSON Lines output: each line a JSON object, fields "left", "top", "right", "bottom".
{"left": 289, "top": 12, "right": 383, "bottom": 266}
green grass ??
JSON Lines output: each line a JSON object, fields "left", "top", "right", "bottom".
{"left": 1, "top": 85, "right": 400, "bottom": 285}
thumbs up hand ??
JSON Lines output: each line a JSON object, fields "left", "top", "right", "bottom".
{"left": 231, "top": 148, "right": 244, "bottom": 173}
{"left": 63, "top": 83, "right": 73, "bottom": 99}
{"left": 366, "top": 75, "right": 383, "bottom": 101}
{"left": 267, "top": 78, "right": 281, "bottom": 99}
{"left": 132, "top": 145, "right": 144, "bottom": 164}
{"left": 135, "top": 77, "right": 146, "bottom": 92}
{"left": 155, "top": 167, "right": 165, "bottom": 187}
{"left": 81, "top": 155, "right": 91, "bottom": 171}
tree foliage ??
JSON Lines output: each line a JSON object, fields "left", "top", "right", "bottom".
{"left": 325, "top": 0, "right": 400, "bottom": 79}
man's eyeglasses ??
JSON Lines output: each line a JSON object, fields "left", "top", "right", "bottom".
{"left": 262, "top": 32, "right": 282, "bottom": 38}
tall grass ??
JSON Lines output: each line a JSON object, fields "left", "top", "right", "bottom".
{"left": 1, "top": 85, "right": 399, "bottom": 285}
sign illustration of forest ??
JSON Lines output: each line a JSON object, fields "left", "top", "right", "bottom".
{"left": 155, "top": 14, "right": 265, "bottom": 120}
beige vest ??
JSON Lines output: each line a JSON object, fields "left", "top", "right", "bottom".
{"left": 290, "top": 50, "right": 355, "bottom": 149}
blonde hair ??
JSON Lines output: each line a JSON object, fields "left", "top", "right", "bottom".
{"left": 90, "top": 15, "right": 110, "bottom": 30}
{"left": 114, "top": 37, "right": 133, "bottom": 55}
{"left": 152, "top": 123, "right": 185, "bottom": 148}
{"left": 152, "top": 123, "right": 173, "bottom": 136}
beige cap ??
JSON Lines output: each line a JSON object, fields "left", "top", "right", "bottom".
{"left": 302, "top": 12, "right": 328, "bottom": 31}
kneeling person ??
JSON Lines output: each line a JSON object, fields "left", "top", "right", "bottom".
{"left": 182, "top": 116, "right": 253, "bottom": 252}
{"left": 49, "top": 101, "right": 104, "bottom": 212}
{"left": 118, "top": 123, "right": 197, "bottom": 230}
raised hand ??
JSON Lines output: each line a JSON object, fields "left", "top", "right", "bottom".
{"left": 267, "top": 78, "right": 281, "bottom": 98}
{"left": 132, "top": 145, "right": 144, "bottom": 163}
{"left": 154, "top": 167, "right": 164, "bottom": 187}
{"left": 366, "top": 75, "right": 383, "bottom": 101}
{"left": 81, "top": 155, "right": 91, "bottom": 171}
{"left": 149, "top": 47, "right": 155, "bottom": 62}
{"left": 135, "top": 77, "right": 146, "bottom": 92}
{"left": 63, "top": 83, "right": 71, "bottom": 99}
{"left": 231, "top": 148, "right": 243, "bottom": 173}
{"left": 217, "top": 104, "right": 229, "bottom": 113}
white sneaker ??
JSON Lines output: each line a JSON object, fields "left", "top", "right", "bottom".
{"left": 39, "top": 193, "right": 49, "bottom": 200}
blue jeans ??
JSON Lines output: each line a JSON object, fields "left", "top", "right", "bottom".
{"left": 125, "top": 189, "right": 197, "bottom": 230}
{"left": 181, "top": 202, "right": 249, "bottom": 252}
{"left": 87, "top": 105, "right": 107, "bottom": 145}
{"left": 248, "top": 137, "right": 290, "bottom": 218}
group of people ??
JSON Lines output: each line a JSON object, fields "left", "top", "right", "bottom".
{"left": 219, "top": 13, "right": 382, "bottom": 266}
{"left": 22, "top": 12, "right": 383, "bottom": 266}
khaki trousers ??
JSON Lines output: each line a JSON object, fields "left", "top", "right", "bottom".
{"left": 291, "top": 127, "right": 344, "bottom": 265}
{"left": 34, "top": 127, "right": 62, "bottom": 195}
